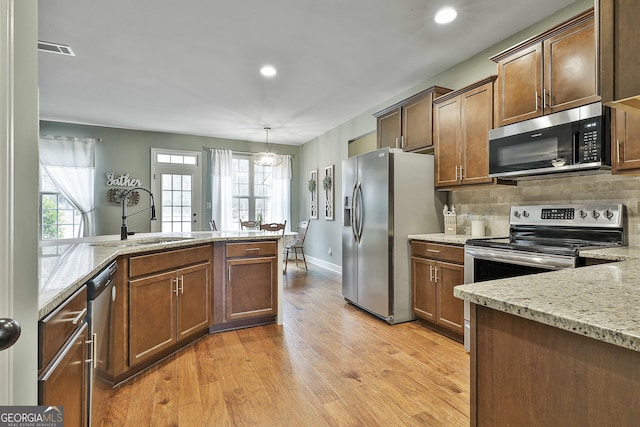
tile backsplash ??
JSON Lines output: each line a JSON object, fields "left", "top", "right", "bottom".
{"left": 450, "top": 173, "right": 640, "bottom": 245}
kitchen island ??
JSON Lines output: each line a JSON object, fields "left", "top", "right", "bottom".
{"left": 454, "top": 259, "right": 640, "bottom": 426}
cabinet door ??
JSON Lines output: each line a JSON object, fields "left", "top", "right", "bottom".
{"left": 402, "top": 93, "right": 433, "bottom": 151}
{"left": 544, "top": 17, "right": 598, "bottom": 114}
{"left": 495, "top": 44, "right": 543, "bottom": 126}
{"left": 377, "top": 108, "right": 401, "bottom": 149}
{"left": 434, "top": 96, "right": 461, "bottom": 187}
{"left": 177, "top": 262, "right": 210, "bottom": 341}
{"left": 435, "top": 261, "right": 464, "bottom": 335}
{"left": 460, "top": 82, "right": 494, "bottom": 185}
{"left": 129, "top": 271, "right": 176, "bottom": 366}
{"left": 226, "top": 256, "right": 277, "bottom": 321}
{"left": 412, "top": 257, "right": 437, "bottom": 322}
{"left": 612, "top": 109, "right": 640, "bottom": 173}
{"left": 39, "top": 323, "right": 88, "bottom": 427}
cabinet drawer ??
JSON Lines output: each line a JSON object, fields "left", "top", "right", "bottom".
{"left": 226, "top": 241, "right": 277, "bottom": 258}
{"left": 129, "top": 245, "right": 211, "bottom": 278}
{"left": 39, "top": 285, "right": 88, "bottom": 371}
{"left": 411, "top": 241, "right": 464, "bottom": 264}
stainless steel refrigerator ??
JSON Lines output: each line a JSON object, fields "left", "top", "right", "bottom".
{"left": 342, "top": 147, "right": 444, "bottom": 324}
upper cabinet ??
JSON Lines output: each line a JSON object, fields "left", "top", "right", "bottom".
{"left": 611, "top": 108, "right": 640, "bottom": 174}
{"left": 491, "top": 9, "right": 599, "bottom": 127}
{"left": 374, "top": 86, "right": 452, "bottom": 152}
{"left": 599, "top": 0, "right": 640, "bottom": 115}
{"left": 434, "top": 76, "right": 497, "bottom": 188}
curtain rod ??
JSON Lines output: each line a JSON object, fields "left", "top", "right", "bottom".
{"left": 202, "top": 146, "right": 294, "bottom": 158}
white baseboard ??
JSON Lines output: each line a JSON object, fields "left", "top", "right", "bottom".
{"left": 306, "top": 255, "right": 342, "bottom": 274}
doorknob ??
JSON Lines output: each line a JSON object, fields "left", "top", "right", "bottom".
{"left": 0, "top": 318, "right": 21, "bottom": 351}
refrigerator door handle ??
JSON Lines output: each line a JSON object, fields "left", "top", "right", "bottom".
{"left": 350, "top": 182, "right": 359, "bottom": 243}
{"left": 355, "top": 183, "right": 364, "bottom": 242}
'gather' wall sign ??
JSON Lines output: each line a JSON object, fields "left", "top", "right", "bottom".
{"left": 105, "top": 172, "right": 144, "bottom": 187}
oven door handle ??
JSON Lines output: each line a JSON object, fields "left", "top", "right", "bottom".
{"left": 464, "top": 247, "right": 576, "bottom": 270}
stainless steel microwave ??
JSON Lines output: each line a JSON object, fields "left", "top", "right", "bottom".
{"left": 488, "top": 102, "right": 609, "bottom": 179}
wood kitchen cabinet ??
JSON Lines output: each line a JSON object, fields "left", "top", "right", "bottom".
{"left": 434, "top": 76, "right": 497, "bottom": 188}
{"left": 599, "top": 0, "right": 640, "bottom": 115}
{"left": 611, "top": 108, "right": 640, "bottom": 174}
{"left": 374, "top": 86, "right": 451, "bottom": 152}
{"left": 411, "top": 241, "right": 464, "bottom": 341}
{"left": 127, "top": 245, "right": 210, "bottom": 368}
{"left": 38, "top": 285, "right": 89, "bottom": 427}
{"left": 225, "top": 241, "right": 277, "bottom": 322}
{"left": 492, "top": 9, "right": 598, "bottom": 127}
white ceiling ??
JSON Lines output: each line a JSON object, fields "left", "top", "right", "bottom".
{"left": 38, "top": 0, "right": 579, "bottom": 146}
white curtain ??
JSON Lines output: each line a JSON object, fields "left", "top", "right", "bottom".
{"left": 211, "top": 148, "right": 233, "bottom": 231}
{"left": 270, "top": 154, "right": 292, "bottom": 230}
{"left": 39, "top": 136, "right": 97, "bottom": 237}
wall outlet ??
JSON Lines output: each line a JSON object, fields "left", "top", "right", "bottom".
{"left": 328, "top": 247, "right": 332, "bottom": 256}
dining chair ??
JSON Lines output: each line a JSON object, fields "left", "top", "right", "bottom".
{"left": 284, "top": 220, "right": 310, "bottom": 273}
{"left": 240, "top": 220, "right": 261, "bottom": 230}
{"left": 259, "top": 221, "right": 286, "bottom": 235}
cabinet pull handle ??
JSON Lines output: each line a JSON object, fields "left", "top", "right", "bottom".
{"left": 459, "top": 165, "right": 464, "bottom": 180}
{"left": 427, "top": 249, "right": 440, "bottom": 253}
{"left": 544, "top": 90, "right": 550, "bottom": 108}
{"left": 434, "top": 266, "right": 439, "bottom": 282}
{"left": 173, "top": 277, "right": 179, "bottom": 295}
{"left": 179, "top": 275, "right": 184, "bottom": 294}
{"left": 228, "top": 266, "right": 231, "bottom": 282}
{"left": 455, "top": 165, "right": 459, "bottom": 181}
{"left": 617, "top": 139, "right": 622, "bottom": 164}
{"left": 395, "top": 137, "right": 399, "bottom": 149}
{"left": 429, "top": 265, "right": 434, "bottom": 282}
{"left": 535, "top": 91, "right": 539, "bottom": 111}
{"left": 71, "top": 308, "right": 87, "bottom": 325}
{"left": 245, "top": 248, "right": 261, "bottom": 252}
{"left": 401, "top": 135, "right": 405, "bottom": 149}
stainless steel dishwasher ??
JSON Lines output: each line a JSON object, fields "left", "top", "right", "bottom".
{"left": 86, "top": 260, "right": 117, "bottom": 427}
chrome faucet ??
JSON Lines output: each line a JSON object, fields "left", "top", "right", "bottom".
{"left": 121, "top": 187, "right": 157, "bottom": 240}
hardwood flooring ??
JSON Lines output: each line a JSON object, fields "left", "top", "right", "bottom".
{"left": 102, "top": 265, "right": 470, "bottom": 426}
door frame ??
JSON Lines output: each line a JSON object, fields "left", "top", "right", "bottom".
{"left": 150, "top": 148, "right": 203, "bottom": 232}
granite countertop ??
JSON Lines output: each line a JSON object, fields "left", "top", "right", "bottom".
{"left": 39, "top": 231, "right": 283, "bottom": 320}
{"left": 408, "top": 233, "right": 506, "bottom": 245}
{"left": 579, "top": 246, "right": 640, "bottom": 261}
{"left": 454, "top": 259, "right": 640, "bottom": 352}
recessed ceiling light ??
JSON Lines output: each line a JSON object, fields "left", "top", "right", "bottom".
{"left": 435, "top": 7, "right": 457, "bottom": 24}
{"left": 260, "top": 65, "right": 277, "bottom": 77}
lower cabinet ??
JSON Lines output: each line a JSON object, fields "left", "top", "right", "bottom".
{"left": 38, "top": 285, "right": 89, "bottom": 427}
{"left": 411, "top": 241, "right": 464, "bottom": 341}
{"left": 127, "top": 245, "right": 211, "bottom": 368}
{"left": 224, "top": 241, "right": 278, "bottom": 322}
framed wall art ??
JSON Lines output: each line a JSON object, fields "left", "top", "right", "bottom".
{"left": 323, "top": 164, "right": 334, "bottom": 220}
{"left": 308, "top": 169, "right": 318, "bottom": 220}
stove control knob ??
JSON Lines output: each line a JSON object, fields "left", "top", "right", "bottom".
{"left": 605, "top": 209, "right": 614, "bottom": 220}
{"left": 591, "top": 210, "right": 600, "bottom": 219}
{"left": 513, "top": 210, "right": 521, "bottom": 218}
{"left": 580, "top": 210, "right": 588, "bottom": 219}
{"left": 522, "top": 211, "right": 530, "bottom": 218}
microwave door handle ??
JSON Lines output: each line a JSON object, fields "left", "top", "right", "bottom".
{"left": 574, "top": 131, "right": 580, "bottom": 164}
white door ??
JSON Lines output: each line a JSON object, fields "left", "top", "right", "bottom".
{"left": 151, "top": 149, "right": 202, "bottom": 232}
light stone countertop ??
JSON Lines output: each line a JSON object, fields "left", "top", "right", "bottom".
{"left": 454, "top": 259, "right": 640, "bottom": 352}
{"left": 408, "top": 233, "right": 506, "bottom": 245}
{"left": 579, "top": 246, "right": 640, "bottom": 261}
{"left": 39, "top": 231, "right": 284, "bottom": 320}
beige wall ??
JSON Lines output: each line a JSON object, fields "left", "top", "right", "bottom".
{"left": 348, "top": 131, "right": 376, "bottom": 158}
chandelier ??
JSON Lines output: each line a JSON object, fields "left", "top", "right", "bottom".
{"left": 252, "top": 127, "right": 282, "bottom": 167}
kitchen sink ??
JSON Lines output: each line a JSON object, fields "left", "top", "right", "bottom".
{"left": 90, "top": 237, "right": 195, "bottom": 247}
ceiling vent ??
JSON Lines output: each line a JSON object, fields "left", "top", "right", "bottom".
{"left": 38, "top": 41, "right": 75, "bottom": 56}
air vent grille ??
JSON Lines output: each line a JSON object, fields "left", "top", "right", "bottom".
{"left": 38, "top": 41, "right": 75, "bottom": 56}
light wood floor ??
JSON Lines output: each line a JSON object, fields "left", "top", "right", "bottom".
{"left": 103, "top": 265, "right": 470, "bottom": 426}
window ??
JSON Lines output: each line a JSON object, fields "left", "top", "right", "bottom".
{"left": 231, "top": 155, "right": 272, "bottom": 228}
{"left": 39, "top": 167, "right": 82, "bottom": 239}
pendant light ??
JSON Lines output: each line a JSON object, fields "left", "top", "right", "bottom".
{"left": 252, "top": 127, "right": 282, "bottom": 167}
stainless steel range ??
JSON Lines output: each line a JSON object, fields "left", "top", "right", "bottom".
{"left": 462, "top": 203, "right": 625, "bottom": 350}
